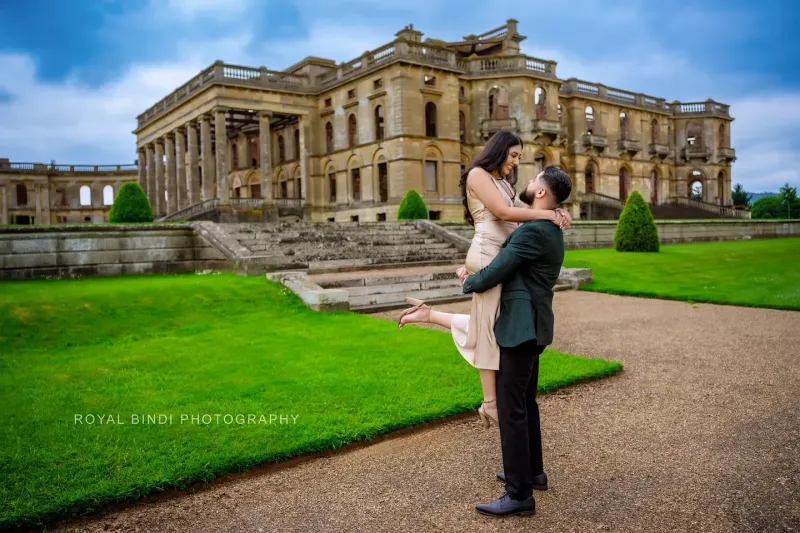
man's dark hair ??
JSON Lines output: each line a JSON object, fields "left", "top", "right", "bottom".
{"left": 540, "top": 166, "right": 572, "bottom": 205}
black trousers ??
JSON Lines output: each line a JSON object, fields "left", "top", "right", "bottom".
{"left": 496, "top": 340, "right": 546, "bottom": 501}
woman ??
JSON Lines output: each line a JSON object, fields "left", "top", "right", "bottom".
{"left": 397, "top": 131, "right": 570, "bottom": 428}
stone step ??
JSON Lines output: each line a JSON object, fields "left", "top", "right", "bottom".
{"left": 318, "top": 271, "right": 457, "bottom": 288}
{"left": 231, "top": 234, "right": 436, "bottom": 245}
{"left": 303, "top": 247, "right": 463, "bottom": 264}
{"left": 243, "top": 242, "right": 455, "bottom": 254}
{"left": 348, "top": 285, "right": 466, "bottom": 308}
{"left": 308, "top": 252, "right": 464, "bottom": 271}
{"left": 339, "top": 277, "right": 463, "bottom": 297}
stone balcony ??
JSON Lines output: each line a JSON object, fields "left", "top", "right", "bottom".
{"left": 648, "top": 143, "right": 670, "bottom": 158}
{"left": 717, "top": 147, "right": 736, "bottom": 162}
{"left": 582, "top": 132, "right": 608, "bottom": 152}
{"left": 481, "top": 118, "right": 518, "bottom": 137}
{"left": 531, "top": 119, "right": 561, "bottom": 137}
{"left": 616, "top": 138, "right": 641, "bottom": 156}
{"left": 683, "top": 145, "right": 712, "bottom": 161}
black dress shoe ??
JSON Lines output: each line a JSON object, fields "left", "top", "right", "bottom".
{"left": 475, "top": 492, "right": 535, "bottom": 517}
{"left": 496, "top": 471, "right": 548, "bottom": 490}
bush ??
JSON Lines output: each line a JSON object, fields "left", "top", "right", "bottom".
{"left": 109, "top": 182, "right": 154, "bottom": 223}
{"left": 614, "top": 191, "right": 659, "bottom": 252}
{"left": 397, "top": 189, "right": 429, "bottom": 220}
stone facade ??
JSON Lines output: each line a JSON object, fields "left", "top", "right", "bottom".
{"left": 133, "top": 19, "right": 736, "bottom": 223}
{"left": 0, "top": 159, "right": 137, "bottom": 225}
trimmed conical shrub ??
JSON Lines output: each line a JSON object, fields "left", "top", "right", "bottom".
{"left": 614, "top": 191, "right": 659, "bottom": 252}
{"left": 397, "top": 189, "right": 429, "bottom": 220}
{"left": 109, "top": 182, "right": 155, "bottom": 223}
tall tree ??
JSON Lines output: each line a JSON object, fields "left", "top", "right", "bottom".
{"left": 779, "top": 183, "right": 798, "bottom": 218}
{"left": 731, "top": 183, "right": 752, "bottom": 207}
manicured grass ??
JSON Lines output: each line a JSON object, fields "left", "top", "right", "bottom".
{"left": 564, "top": 237, "right": 800, "bottom": 310}
{"left": 0, "top": 273, "right": 622, "bottom": 528}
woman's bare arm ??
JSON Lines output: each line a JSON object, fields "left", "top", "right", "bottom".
{"left": 468, "top": 167, "right": 557, "bottom": 224}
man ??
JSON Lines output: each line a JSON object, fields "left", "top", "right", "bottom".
{"left": 459, "top": 165, "right": 573, "bottom": 517}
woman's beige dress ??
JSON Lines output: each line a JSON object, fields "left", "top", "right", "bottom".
{"left": 450, "top": 177, "right": 519, "bottom": 370}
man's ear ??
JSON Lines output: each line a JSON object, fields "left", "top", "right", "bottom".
{"left": 535, "top": 187, "right": 547, "bottom": 198}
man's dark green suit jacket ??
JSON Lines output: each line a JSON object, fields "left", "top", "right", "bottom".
{"left": 462, "top": 219, "right": 565, "bottom": 349}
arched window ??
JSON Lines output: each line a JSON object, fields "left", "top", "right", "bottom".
{"left": 250, "top": 137, "right": 259, "bottom": 167}
{"left": 717, "top": 171, "right": 725, "bottom": 205}
{"left": 718, "top": 124, "right": 726, "bottom": 148}
{"left": 103, "top": 185, "right": 114, "bottom": 206}
{"left": 619, "top": 112, "right": 628, "bottom": 141}
{"left": 231, "top": 142, "right": 239, "bottom": 169}
{"left": 585, "top": 165, "right": 595, "bottom": 194}
{"left": 425, "top": 102, "right": 437, "bottom": 137}
{"left": 351, "top": 167, "right": 361, "bottom": 201}
{"left": 650, "top": 169, "right": 659, "bottom": 204}
{"left": 687, "top": 123, "right": 703, "bottom": 147}
{"left": 557, "top": 104, "right": 563, "bottom": 125}
{"left": 348, "top": 114, "right": 358, "bottom": 147}
{"left": 15, "top": 183, "right": 27, "bottom": 206}
{"left": 690, "top": 169, "right": 704, "bottom": 200}
{"left": 278, "top": 135, "right": 285, "bottom": 162}
{"left": 534, "top": 87, "right": 546, "bottom": 119}
{"left": 459, "top": 111, "right": 466, "bottom": 143}
{"left": 325, "top": 121, "right": 334, "bottom": 153}
{"left": 534, "top": 152, "right": 546, "bottom": 175}
{"left": 651, "top": 119, "right": 659, "bottom": 144}
{"left": 618, "top": 167, "right": 629, "bottom": 200}
{"left": 294, "top": 129, "right": 300, "bottom": 160}
{"left": 585, "top": 106, "right": 594, "bottom": 134}
{"left": 374, "top": 105, "right": 384, "bottom": 140}
{"left": 80, "top": 185, "right": 92, "bottom": 206}
{"left": 488, "top": 86, "right": 509, "bottom": 119}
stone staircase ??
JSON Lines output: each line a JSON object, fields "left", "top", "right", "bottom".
{"left": 218, "top": 221, "right": 467, "bottom": 273}
{"left": 309, "top": 264, "right": 574, "bottom": 313}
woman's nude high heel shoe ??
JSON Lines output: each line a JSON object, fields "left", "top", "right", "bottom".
{"left": 397, "top": 297, "right": 431, "bottom": 329}
{"left": 478, "top": 399, "right": 499, "bottom": 428}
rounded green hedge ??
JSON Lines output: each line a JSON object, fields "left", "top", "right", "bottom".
{"left": 614, "top": 191, "right": 659, "bottom": 252}
{"left": 397, "top": 189, "right": 429, "bottom": 220}
{"left": 109, "top": 182, "right": 155, "bottom": 223}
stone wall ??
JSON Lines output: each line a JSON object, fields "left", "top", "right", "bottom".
{"left": 0, "top": 224, "right": 230, "bottom": 280}
{"left": 439, "top": 220, "right": 800, "bottom": 249}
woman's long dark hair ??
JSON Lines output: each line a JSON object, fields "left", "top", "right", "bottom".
{"left": 459, "top": 130, "right": 523, "bottom": 225}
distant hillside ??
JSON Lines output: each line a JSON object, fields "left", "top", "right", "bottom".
{"left": 750, "top": 192, "right": 778, "bottom": 203}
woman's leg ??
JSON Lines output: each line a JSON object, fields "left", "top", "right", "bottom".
{"left": 399, "top": 307, "right": 498, "bottom": 419}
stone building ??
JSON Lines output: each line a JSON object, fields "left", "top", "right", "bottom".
{"left": 0, "top": 159, "right": 136, "bottom": 224}
{"left": 133, "top": 19, "right": 736, "bottom": 222}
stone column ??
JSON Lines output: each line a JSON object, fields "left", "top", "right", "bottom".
{"left": 214, "top": 107, "right": 230, "bottom": 205}
{"left": 165, "top": 134, "right": 177, "bottom": 214}
{"left": 145, "top": 144, "right": 155, "bottom": 208}
{"left": 0, "top": 185, "right": 7, "bottom": 224}
{"left": 259, "top": 111, "right": 273, "bottom": 204}
{"left": 155, "top": 139, "right": 165, "bottom": 216}
{"left": 186, "top": 121, "right": 200, "bottom": 205}
{"left": 200, "top": 114, "right": 214, "bottom": 201}
{"left": 42, "top": 183, "right": 51, "bottom": 224}
{"left": 137, "top": 148, "right": 147, "bottom": 197}
{"left": 175, "top": 128, "right": 187, "bottom": 210}
{"left": 298, "top": 114, "right": 309, "bottom": 206}
{"left": 35, "top": 183, "right": 42, "bottom": 224}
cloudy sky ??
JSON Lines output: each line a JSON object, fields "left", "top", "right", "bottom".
{"left": 0, "top": 0, "right": 797, "bottom": 192}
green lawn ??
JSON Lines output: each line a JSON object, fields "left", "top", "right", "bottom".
{"left": 0, "top": 273, "right": 621, "bottom": 529}
{"left": 564, "top": 237, "right": 800, "bottom": 310}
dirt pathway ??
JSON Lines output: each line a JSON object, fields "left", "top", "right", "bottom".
{"left": 58, "top": 292, "right": 799, "bottom": 532}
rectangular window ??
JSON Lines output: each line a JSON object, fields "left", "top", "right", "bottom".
{"left": 376, "top": 213, "right": 387, "bottom": 221}
{"left": 373, "top": 78, "right": 383, "bottom": 90}
{"left": 687, "top": 136, "right": 696, "bottom": 146}
{"left": 428, "top": 210, "right": 441, "bottom": 220}
{"left": 351, "top": 215, "right": 359, "bottom": 222}
{"left": 347, "top": 88, "right": 356, "bottom": 100}
{"left": 324, "top": 97, "right": 332, "bottom": 108}
{"left": 328, "top": 172, "right": 337, "bottom": 203}
{"left": 424, "top": 160, "right": 438, "bottom": 192}
{"left": 424, "top": 75, "right": 436, "bottom": 86}
{"left": 351, "top": 168, "right": 361, "bottom": 201}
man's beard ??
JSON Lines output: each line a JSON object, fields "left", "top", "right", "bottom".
{"left": 519, "top": 190, "right": 533, "bottom": 206}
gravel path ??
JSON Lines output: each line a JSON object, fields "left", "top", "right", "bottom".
{"left": 57, "top": 292, "right": 799, "bottom": 533}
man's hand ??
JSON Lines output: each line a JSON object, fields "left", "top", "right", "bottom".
{"left": 554, "top": 208, "right": 572, "bottom": 229}
{"left": 456, "top": 266, "right": 469, "bottom": 285}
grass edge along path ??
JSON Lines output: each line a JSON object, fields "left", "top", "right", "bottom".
{"left": 0, "top": 273, "right": 622, "bottom": 530}
{"left": 564, "top": 238, "right": 800, "bottom": 311}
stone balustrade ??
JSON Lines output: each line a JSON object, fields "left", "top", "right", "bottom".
{"left": 0, "top": 160, "right": 137, "bottom": 174}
